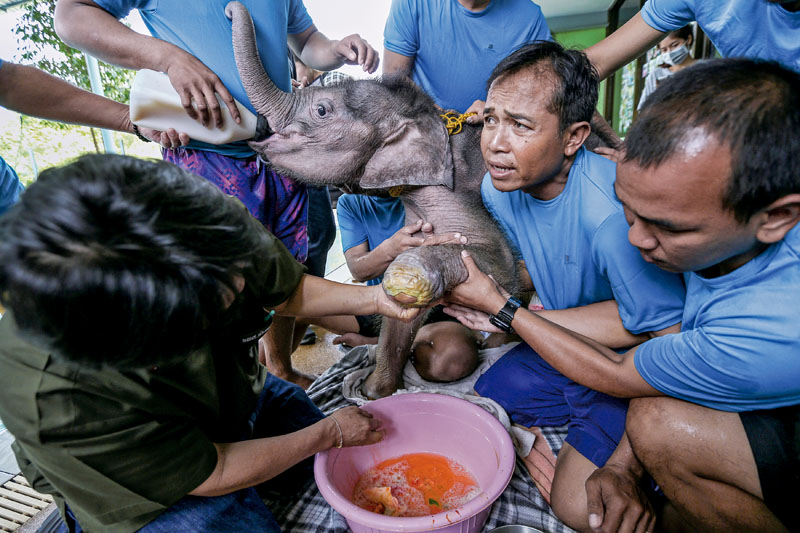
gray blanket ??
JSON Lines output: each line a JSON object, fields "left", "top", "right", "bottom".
{"left": 265, "top": 346, "right": 575, "bottom": 533}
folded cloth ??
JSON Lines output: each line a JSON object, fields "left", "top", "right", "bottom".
{"left": 341, "top": 342, "right": 536, "bottom": 458}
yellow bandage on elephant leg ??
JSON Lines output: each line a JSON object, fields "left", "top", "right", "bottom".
{"left": 382, "top": 263, "right": 437, "bottom": 308}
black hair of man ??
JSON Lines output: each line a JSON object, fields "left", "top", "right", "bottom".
{"left": 486, "top": 40, "right": 599, "bottom": 133}
{"left": 0, "top": 154, "right": 285, "bottom": 368}
{"left": 624, "top": 58, "right": 800, "bottom": 223}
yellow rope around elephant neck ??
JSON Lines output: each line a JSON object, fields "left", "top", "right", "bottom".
{"left": 439, "top": 111, "right": 477, "bottom": 135}
{"left": 387, "top": 112, "right": 475, "bottom": 198}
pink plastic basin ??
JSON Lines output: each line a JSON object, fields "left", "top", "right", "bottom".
{"left": 314, "top": 393, "right": 515, "bottom": 533}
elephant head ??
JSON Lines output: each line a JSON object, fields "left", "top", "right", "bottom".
{"left": 225, "top": 1, "right": 454, "bottom": 193}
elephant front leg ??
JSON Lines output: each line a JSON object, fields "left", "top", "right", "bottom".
{"left": 381, "top": 245, "right": 468, "bottom": 308}
{"left": 363, "top": 314, "right": 426, "bottom": 399}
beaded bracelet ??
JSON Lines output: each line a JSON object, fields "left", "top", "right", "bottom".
{"left": 132, "top": 123, "right": 152, "bottom": 143}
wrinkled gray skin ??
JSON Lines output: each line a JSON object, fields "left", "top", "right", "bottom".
{"left": 227, "top": 2, "right": 594, "bottom": 397}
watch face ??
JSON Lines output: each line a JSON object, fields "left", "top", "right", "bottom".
{"left": 490, "top": 313, "right": 512, "bottom": 333}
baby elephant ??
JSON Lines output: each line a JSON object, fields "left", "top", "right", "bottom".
{"left": 226, "top": 1, "right": 519, "bottom": 397}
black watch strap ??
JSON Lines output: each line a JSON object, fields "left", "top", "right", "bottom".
{"left": 489, "top": 296, "right": 522, "bottom": 333}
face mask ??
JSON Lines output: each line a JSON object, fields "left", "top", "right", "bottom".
{"left": 659, "top": 44, "right": 690, "bottom": 66}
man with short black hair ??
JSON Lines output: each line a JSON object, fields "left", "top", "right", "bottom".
{"left": 449, "top": 58, "right": 800, "bottom": 531}
{"left": 450, "top": 41, "right": 685, "bottom": 531}
{"left": 0, "top": 154, "right": 417, "bottom": 532}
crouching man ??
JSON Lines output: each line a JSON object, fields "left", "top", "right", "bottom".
{"left": 0, "top": 155, "right": 420, "bottom": 532}
{"left": 447, "top": 58, "right": 800, "bottom": 532}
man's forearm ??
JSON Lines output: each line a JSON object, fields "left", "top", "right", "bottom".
{"left": 190, "top": 417, "right": 336, "bottom": 497}
{"left": 0, "top": 63, "right": 131, "bottom": 133}
{"left": 382, "top": 50, "right": 414, "bottom": 77}
{"left": 584, "top": 12, "right": 664, "bottom": 81}
{"left": 347, "top": 246, "right": 396, "bottom": 282}
{"left": 274, "top": 275, "right": 379, "bottom": 318}
{"left": 507, "top": 304, "right": 657, "bottom": 397}
{"left": 535, "top": 301, "right": 648, "bottom": 349}
{"left": 55, "top": 0, "right": 177, "bottom": 72}
{"left": 294, "top": 29, "right": 344, "bottom": 71}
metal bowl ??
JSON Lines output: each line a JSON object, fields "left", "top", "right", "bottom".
{"left": 488, "top": 526, "right": 546, "bottom": 533}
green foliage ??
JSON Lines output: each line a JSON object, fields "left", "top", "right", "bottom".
{"left": 0, "top": 111, "right": 162, "bottom": 186}
{"left": 6, "top": 0, "right": 148, "bottom": 169}
{"left": 14, "top": 0, "right": 133, "bottom": 105}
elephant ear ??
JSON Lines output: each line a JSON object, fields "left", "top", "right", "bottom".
{"left": 359, "top": 119, "right": 454, "bottom": 191}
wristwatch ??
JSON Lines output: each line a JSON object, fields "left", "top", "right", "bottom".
{"left": 489, "top": 296, "right": 522, "bottom": 333}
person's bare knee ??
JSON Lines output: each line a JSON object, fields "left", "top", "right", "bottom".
{"left": 627, "top": 397, "right": 783, "bottom": 531}
{"left": 550, "top": 444, "right": 597, "bottom": 532}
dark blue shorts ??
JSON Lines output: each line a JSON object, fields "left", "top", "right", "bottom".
{"left": 475, "top": 342, "right": 627, "bottom": 467}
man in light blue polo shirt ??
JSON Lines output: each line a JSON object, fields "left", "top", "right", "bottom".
{"left": 448, "top": 59, "right": 800, "bottom": 532}
{"left": 586, "top": 0, "right": 800, "bottom": 80}
{"left": 448, "top": 41, "right": 685, "bottom": 532}
{"left": 383, "top": 0, "right": 551, "bottom": 113}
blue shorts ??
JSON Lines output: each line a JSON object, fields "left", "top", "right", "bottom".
{"left": 475, "top": 342, "right": 627, "bottom": 467}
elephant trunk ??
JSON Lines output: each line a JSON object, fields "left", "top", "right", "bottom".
{"left": 225, "top": 1, "right": 295, "bottom": 131}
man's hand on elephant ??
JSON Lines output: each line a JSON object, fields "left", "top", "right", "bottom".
{"left": 380, "top": 220, "right": 464, "bottom": 261}
{"left": 380, "top": 220, "right": 428, "bottom": 259}
{"left": 418, "top": 221, "right": 467, "bottom": 247}
{"left": 372, "top": 284, "right": 422, "bottom": 319}
{"left": 465, "top": 99, "right": 486, "bottom": 124}
{"left": 585, "top": 464, "right": 655, "bottom": 533}
{"left": 164, "top": 53, "right": 241, "bottom": 128}
{"left": 334, "top": 34, "right": 379, "bottom": 73}
{"left": 328, "top": 406, "right": 384, "bottom": 448}
{"left": 443, "top": 304, "right": 504, "bottom": 334}
{"left": 447, "top": 251, "right": 508, "bottom": 314}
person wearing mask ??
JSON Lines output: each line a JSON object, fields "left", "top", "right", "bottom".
{"left": 636, "top": 24, "right": 697, "bottom": 109}
{"left": 586, "top": 0, "right": 800, "bottom": 81}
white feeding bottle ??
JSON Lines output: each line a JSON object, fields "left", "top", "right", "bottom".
{"left": 130, "top": 69, "right": 271, "bottom": 145}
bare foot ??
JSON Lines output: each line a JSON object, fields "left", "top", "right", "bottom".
{"left": 281, "top": 370, "right": 318, "bottom": 390}
{"left": 333, "top": 332, "right": 378, "bottom": 347}
{"left": 518, "top": 426, "right": 557, "bottom": 505}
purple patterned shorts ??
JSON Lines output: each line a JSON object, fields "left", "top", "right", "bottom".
{"left": 163, "top": 148, "right": 308, "bottom": 262}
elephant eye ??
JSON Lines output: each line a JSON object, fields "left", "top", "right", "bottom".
{"left": 316, "top": 104, "right": 327, "bottom": 117}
